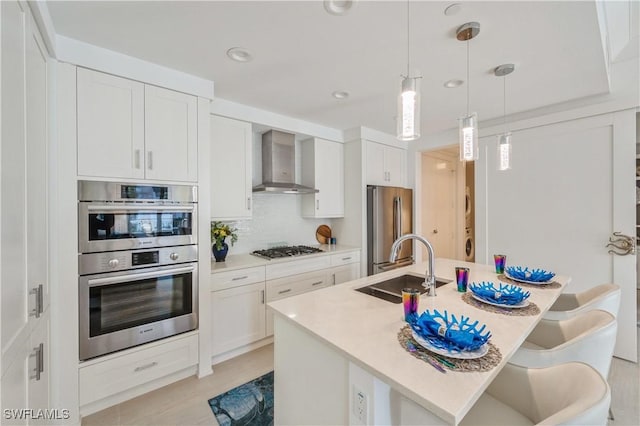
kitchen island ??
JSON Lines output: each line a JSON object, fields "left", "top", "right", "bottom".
{"left": 269, "top": 258, "right": 569, "bottom": 425}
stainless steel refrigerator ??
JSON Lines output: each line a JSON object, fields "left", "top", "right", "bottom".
{"left": 367, "top": 185, "right": 413, "bottom": 275}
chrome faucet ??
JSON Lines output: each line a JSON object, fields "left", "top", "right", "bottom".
{"left": 389, "top": 233, "right": 437, "bottom": 296}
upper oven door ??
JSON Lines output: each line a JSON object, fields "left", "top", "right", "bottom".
{"left": 78, "top": 203, "right": 197, "bottom": 253}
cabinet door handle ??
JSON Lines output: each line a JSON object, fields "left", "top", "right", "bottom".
{"left": 135, "top": 149, "right": 141, "bottom": 169}
{"left": 311, "top": 281, "right": 323, "bottom": 286}
{"left": 147, "top": 151, "right": 153, "bottom": 170}
{"left": 261, "top": 290, "right": 265, "bottom": 304}
{"left": 232, "top": 275, "right": 248, "bottom": 281}
{"left": 30, "top": 343, "right": 44, "bottom": 381}
{"left": 134, "top": 362, "right": 158, "bottom": 373}
{"left": 316, "top": 199, "right": 320, "bottom": 210}
{"left": 341, "top": 257, "right": 351, "bottom": 261}
{"left": 333, "top": 274, "right": 336, "bottom": 285}
{"left": 29, "top": 284, "right": 43, "bottom": 318}
{"left": 247, "top": 197, "right": 251, "bottom": 210}
{"left": 278, "top": 288, "right": 292, "bottom": 295}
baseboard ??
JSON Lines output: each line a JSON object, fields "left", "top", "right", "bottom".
{"left": 211, "top": 337, "right": 274, "bottom": 366}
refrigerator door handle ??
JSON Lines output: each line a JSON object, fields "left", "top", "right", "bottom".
{"left": 394, "top": 196, "right": 401, "bottom": 241}
{"left": 398, "top": 196, "right": 403, "bottom": 237}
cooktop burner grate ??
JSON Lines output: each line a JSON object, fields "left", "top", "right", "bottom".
{"left": 251, "top": 245, "right": 324, "bottom": 260}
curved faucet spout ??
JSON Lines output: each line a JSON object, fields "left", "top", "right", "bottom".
{"left": 389, "top": 233, "right": 437, "bottom": 296}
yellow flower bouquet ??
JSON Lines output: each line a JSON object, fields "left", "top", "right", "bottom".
{"left": 211, "top": 221, "right": 238, "bottom": 251}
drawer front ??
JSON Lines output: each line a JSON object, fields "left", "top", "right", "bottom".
{"left": 330, "top": 251, "right": 360, "bottom": 267}
{"left": 266, "top": 270, "right": 328, "bottom": 302}
{"left": 79, "top": 334, "right": 198, "bottom": 406}
{"left": 211, "top": 266, "right": 265, "bottom": 291}
{"left": 266, "top": 256, "right": 331, "bottom": 280}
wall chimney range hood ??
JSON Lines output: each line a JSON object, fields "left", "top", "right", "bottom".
{"left": 252, "top": 130, "right": 319, "bottom": 194}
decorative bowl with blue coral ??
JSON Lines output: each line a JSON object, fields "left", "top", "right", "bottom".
{"left": 469, "top": 281, "right": 530, "bottom": 307}
{"left": 409, "top": 309, "right": 491, "bottom": 357}
{"left": 504, "top": 266, "right": 555, "bottom": 284}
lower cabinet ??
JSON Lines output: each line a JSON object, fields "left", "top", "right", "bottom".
{"left": 210, "top": 282, "right": 266, "bottom": 357}
{"left": 79, "top": 333, "right": 198, "bottom": 408}
{"left": 265, "top": 270, "right": 330, "bottom": 336}
{"left": 210, "top": 249, "right": 361, "bottom": 358}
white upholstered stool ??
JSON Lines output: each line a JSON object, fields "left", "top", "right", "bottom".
{"left": 544, "top": 283, "right": 620, "bottom": 321}
{"left": 460, "top": 362, "right": 610, "bottom": 425}
{"left": 509, "top": 309, "right": 617, "bottom": 379}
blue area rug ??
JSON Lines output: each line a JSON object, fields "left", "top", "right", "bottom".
{"left": 208, "top": 371, "right": 274, "bottom": 426}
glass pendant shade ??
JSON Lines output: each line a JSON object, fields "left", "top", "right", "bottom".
{"left": 497, "top": 132, "right": 512, "bottom": 171}
{"left": 397, "top": 76, "right": 421, "bottom": 141}
{"left": 459, "top": 112, "right": 478, "bottom": 161}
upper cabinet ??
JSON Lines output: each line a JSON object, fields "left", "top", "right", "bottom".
{"left": 77, "top": 68, "right": 197, "bottom": 182}
{"left": 366, "top": 141, "right": 406, "bottom": 187}
{"left": 301, "top": 138, "right": 344, "bottom": 218}
{"left": 210, "top": 115, "right": 253, "bottom": 220}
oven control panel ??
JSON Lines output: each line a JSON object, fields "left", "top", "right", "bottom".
{"left": 79, "top": 245, "right": 198, "bottom": 275}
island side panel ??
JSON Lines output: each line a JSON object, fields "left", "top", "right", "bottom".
{"left": 274, "top": 315, "right": 349, "bottom": 425}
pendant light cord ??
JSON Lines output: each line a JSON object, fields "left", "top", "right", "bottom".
{"left": 466, "top": 39, "right": 470, "bottom": 115}
{"left": 406, "top": 0, "right": 410, "bottom": 77}
{"left": 503, "top": 75, "right": 507, "bottom": 134}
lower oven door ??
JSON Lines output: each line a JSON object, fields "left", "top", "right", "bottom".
{"left": 79, "top": 263, "right": 198, "bottom": 361}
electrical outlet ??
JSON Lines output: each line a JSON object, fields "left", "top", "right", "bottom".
{"left": 352, "top": 386, "right": 368, "bottom": 424}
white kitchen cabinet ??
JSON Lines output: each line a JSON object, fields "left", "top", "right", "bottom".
{"left": 366, "top": 141, "right": 406, "bottom": 187}
{"left": 1, "top": 3, "right": 50, "bottom": 420}
{"left": 301, "top": 138, "right": 344, "bottom": 218}
{"left": 77, "top": 68, "right": 198, "bottom": 182}
{"left": 79, "top": 333, "right": 198, "bottom": 407}
{"left": 327, "top": 250, "right": 361, "bottom": 285}
{"left": 144, "top": 85, "right": 198, "bottom": 182}
{"left": 328, "top": 263, "right": 360, "bottom": 285}
{"left": 211, "top": 282, "right": 266, "bottom": 357}
{"left": 77, "top": 68, "right": 145, "bottom": 179}
{"left": 210, "top": 115, "right": 253, "bottom": 219}
{"left": 265, "top": 270, "right": 329, "bottom": 336}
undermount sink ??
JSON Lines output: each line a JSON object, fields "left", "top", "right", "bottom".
{"left": 355, "top": 274, "right": 452, "bottom": 303}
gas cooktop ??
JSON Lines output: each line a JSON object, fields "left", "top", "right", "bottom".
{"left": 251, "top": 245, "right": 324, "bottom": 260}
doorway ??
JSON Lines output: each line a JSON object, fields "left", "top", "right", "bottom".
{"left": 420, "top": 147, "right": 470, "bottom": 262}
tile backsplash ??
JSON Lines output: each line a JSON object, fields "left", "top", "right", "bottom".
{"left": 218, "top": 193, "right": 334, "bottom": 254}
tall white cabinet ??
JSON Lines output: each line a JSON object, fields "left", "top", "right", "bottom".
{"left": 301, "top": 138, "right": 344, "bottom": 218}
{"left": 210, "top": 115, "right": 253, "bottom": 220}
{"left": 77, "top": 68, "right": 198, "bottom": 182}
{"left": 1, "top": 0, "right": 50, "bottom": 418}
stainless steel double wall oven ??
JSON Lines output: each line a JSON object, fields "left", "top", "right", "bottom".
{"left": 78, "top": 181, "right": 198, "bottom": 360}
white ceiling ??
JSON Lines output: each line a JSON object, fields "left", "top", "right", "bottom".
{"left": 48, "top": 1, "right": 609, "bottom": 137}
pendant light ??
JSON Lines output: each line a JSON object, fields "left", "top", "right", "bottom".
{"left": 495, "top": 64, "right": 515, "bottom": 171}
{"left": 456, "top": 22, "right": 480, "bottom": 161}
{"left": 397, "top": 0, "right": 421, "bottom": 141}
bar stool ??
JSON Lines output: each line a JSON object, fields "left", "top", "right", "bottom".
{"left": 509, "top": 310, "right": 617, "bottom": 378}
{"left": 460, "top": 362, "right": 610, "bottom": 425}
{"left": 544, "top": 283, "right": 620, "bottom": 321}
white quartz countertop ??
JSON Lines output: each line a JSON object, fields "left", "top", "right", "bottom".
{"left": 211, "top": 244, "right": 360, "bottom": 273}
{"left": 269, "top": 258, "right": 569, "bottom": 425}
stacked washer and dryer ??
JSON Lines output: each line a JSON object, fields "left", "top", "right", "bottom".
{"left": 464, "top": 163, "right": 475, "bottom": 262}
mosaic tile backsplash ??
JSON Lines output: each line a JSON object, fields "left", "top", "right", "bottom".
{"left": 219, "top": 193, "right": 335, "bottom": 254}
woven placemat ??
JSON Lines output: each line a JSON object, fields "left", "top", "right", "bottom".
{"left": 397, "top": 325, "right": 502, "bottom": 373}
{"left": 497, "top": 274, "right": 562, "bottom": 289}
{"left": 461, "top": 292, "right": 541, "bottom": 316}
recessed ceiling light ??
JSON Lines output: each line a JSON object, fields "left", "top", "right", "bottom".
{"left": 444, "top": 3, "right": 462, "bottom": 16}
{"left": 444, "top": 79, "right": 464, "bottom": 88}
{"left": 324, "top": 0, "right": 355, "bottom": 16}
{"left": 332, "top": 91, "right": 349, "bottom": 99}
{"left": 226, "top": 47, "right": 253, "bottom": 62}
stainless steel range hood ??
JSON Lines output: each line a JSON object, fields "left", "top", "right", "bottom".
{"left": 252, "top": 130, "right": 319, "bottom": 194}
